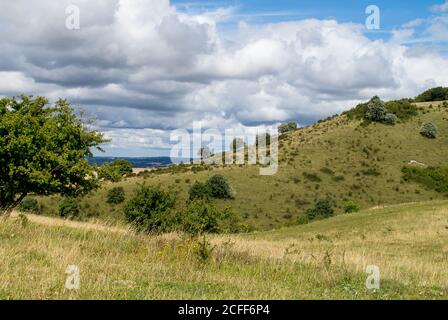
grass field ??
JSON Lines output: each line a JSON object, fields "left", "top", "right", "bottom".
{"left": 1, "top": 200, "right": 448, "bottom": 299}
{"left": 37, "top": 101, "right": 448, "bottom": 231}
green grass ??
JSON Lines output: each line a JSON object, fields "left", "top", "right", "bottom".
{"left": 35, "top": 101, "right": 448, "bottom": 231}
{"left": 2, "top": 200, "right": 448, "bottom": 299}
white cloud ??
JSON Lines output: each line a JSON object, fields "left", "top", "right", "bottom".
{"left": 432, "top": 1, "right": 448, "bottom": 12}
{"left": 0, "top": 0, "right": 448, "bottom": 154}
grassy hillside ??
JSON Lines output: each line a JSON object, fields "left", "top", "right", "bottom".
{"left": 2, "top": 201, "right": 448, "bottom": 299}
{"left": 37, "top": 101, "right": 448, "bottom": 231}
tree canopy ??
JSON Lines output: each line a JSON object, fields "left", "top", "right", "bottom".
{"left": 0, "top": 95, "right": 107, "bottom": 215}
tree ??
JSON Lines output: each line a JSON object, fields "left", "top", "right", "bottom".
{"left": 415, "top": 87, "right": 448, "bottom": 102}
{"left": 278, "top": 122, "right": 297, "bottom": 134}
{"left": 98, "top": 159, "right": 133, "bottom": 182}
{"left": 364, "top": 96, "right": 387, "bottom": 122}
{"left": 0, "top": 96, "right": 107, "bottom": 216}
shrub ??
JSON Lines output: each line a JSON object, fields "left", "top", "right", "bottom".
{"left": 124, "top": 186, "right": 176, "bottom": 233}
{"left": 107, "top": 187, "right": 125, "bottom": 205}
{"left": 188, "top": 181, "right": 212, "bottom": 201}
{"left": 344, "top": 202, "right": 360, "bottom": 213}
{"left": 402, "top": 166, "right": 448, "bottom": 193}
{"left": 303, "top": 172, "right": 321, "bottom": 182}
{"left": 59, "top": 197, "right": 80, "bottom": 219}
{"left": 307, "top": 199, "right": 334, "bottom": 220}
{"left": 18, "top": 197, "right": 40, "bottom": 213}
{"left": 296, "top": 215, "right": 310, "bottom": 225}
{"left": 174, "top": 200, "right": 242, "bottom": 235}
{"left": 384, "top": 113, "right": 398, "bottom": 125}
{"left": 385, "top": 99, "right": 417, "bottom": 120}
{"left": 364, "top": 96, "right": 387, "bottom": 122}
{"left": 206, "top": 175, "right": 233, "bottom": 199}
{"left": 420, "top": 122, "right": 437, "bottom": 139}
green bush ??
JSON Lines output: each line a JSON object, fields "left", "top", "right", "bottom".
{"left": 420, "top": 122, "right": 437, "bottom": 139}
{"left": 59, "top": 197, "right": 80, "bottom": 219}
{"left": 278, "top": 122, "right": 297, "bottom": 134}
{"left": 402, "top": 166, "right": 448, "bottom": 193}
{"left": 384, "top": 113, "right": 398, "bottom": 125}
{"left": 344, "top": 202, "right": 360, "bottom": 213}
{"left": 385, "top": 99, "right": 417, "bottom": 120}
{"left": 365, "top": 96, "right": 387, "bottom": 122}
{"left": 174, "top": 200, "right": 242, "bottom": 235}
{"left": 206, "top": 175, "right": 233, "bottom": 199}
{"left": 303, "top": 172, "right": 321, "bottom": 182}
{"left": 107, "top": 187, "right": 125, "bottom": 205}
{"left": 18, "top": 197, "right": 40, "bottom": 213}
{"left": 296, "top": 215, "right": 310, "bottom": 225}
{"left": 306, "top": 199, "right": 334, "bottom": 220}
{"left": 124, "top": 186, "right": 176, "bottom": 233}
{"left": 188, "top": 181, "right": 212, "bottom": 201}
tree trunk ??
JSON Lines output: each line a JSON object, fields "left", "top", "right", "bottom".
{"left": 0, "top": 193, "right": 27, "bottom": 218}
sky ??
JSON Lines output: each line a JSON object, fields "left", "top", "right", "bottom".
{"left": 0, "top": 0, "right": 448, "bottom": 157}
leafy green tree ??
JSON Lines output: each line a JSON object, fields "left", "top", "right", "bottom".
{"left": 0, "top": 96, "right": 106, "bottom": 216}
{"left": 98, "top": 160, "right": 133, "bottom": 182}
{"left": 278, "top": 122, "right": 297, "bottom": 134}
{"left": 415, "top": 87, "right": 448, "bottom": 102}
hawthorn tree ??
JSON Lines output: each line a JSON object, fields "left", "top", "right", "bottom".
{"left": 0, "top": 96, "right": 107, "bottom": 216}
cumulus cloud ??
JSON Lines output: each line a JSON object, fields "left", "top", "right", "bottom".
{"left": 0, "top": 0, "right": 448, "bottom": 155}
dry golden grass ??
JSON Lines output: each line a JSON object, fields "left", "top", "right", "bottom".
{"left": 1, "top": 201, "right": 448, "bottom": 299}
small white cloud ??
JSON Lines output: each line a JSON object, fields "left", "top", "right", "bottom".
{"left": 432, "top": 1, "right": 448, "bottom": 12}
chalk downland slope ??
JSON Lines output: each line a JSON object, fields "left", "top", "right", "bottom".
{"left": 38, "top": 101, "right": 448, "bottom": 230}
